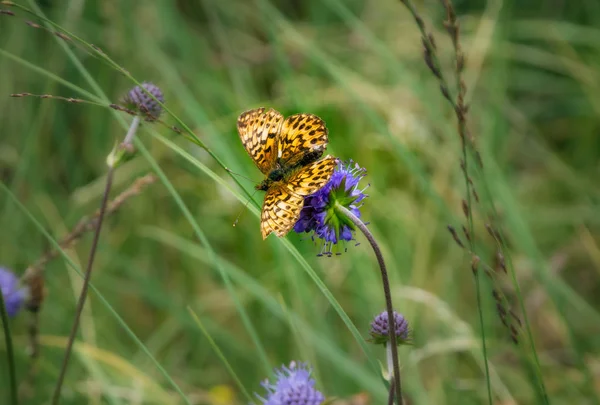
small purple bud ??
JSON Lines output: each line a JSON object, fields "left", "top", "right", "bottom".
{"left": 369, "top": 310, "right": 411, "bottom": 346}
{"left": 124, "top": 82, "right": 164, "bottom": 121}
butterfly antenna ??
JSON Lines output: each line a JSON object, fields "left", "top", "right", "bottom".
{"left": 233, "top": 189, "right": 259, "bottom": 228}
{"left": 225, "top": 167, "right": 259, "bottom": 184}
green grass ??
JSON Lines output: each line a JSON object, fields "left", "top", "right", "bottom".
{"left": 1, "top": 0, "right": 600, "bottom": 403}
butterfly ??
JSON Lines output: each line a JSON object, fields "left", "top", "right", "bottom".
{"left": 237, "top": 107, "right": 337, "bottom": 239}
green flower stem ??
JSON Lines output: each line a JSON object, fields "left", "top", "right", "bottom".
{"left": 334, "top": 203, "right": 402, "bottom": 405}
{"left": 52, "top": 116, "right": 140, "bottom": 404}
{"left": 386, "top": 343, "right": 396, "bottom": 405}
{"left": 386, "top": 342, "right": 394, "bottom": 378}
{"left": 0, "top": 287, "right": 18, "bottom": 405}
{"left": 122, "top": 116, "right": 141, "bottom": 146}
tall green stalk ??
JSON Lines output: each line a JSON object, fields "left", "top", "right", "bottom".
{"left": 396, "top": 0, "right": 494, "bottom": 401}
{"left": 0, "top": 288, "right": 18, "bottom": 405}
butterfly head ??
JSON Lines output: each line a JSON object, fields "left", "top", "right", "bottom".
{"left": 255, "top": 168, "right": 285, "bottom": 191}
{"left": 255, "top": 178, "right": 271, "bottom": 191}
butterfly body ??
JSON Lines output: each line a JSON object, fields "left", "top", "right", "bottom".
{"left": 237, "top": 107, "right": 337, "bottom": 239}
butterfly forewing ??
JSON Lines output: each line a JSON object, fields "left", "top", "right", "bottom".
{"left": 279, "top": 113, "right": 329, "bottom": 167}
{"left": 237, "top": 108, "right": 283, "bottom": 174}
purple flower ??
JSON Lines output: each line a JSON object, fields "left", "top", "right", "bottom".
{"left": 294, "top": 160, "right": 368, "bottom": 254}
{"left": 124, "top": 82, "right": 164, "bottom": 121}
{"left": 257, "top": 362, "right": 325, "bottom": 405}
{"left": 369, "top": 310, "right": 411, "bottom": 346}
{"left": 0, "top": 267, "right": 26, "bottom": 317}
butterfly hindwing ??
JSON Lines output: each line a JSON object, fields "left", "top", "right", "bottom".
{"left": 237, "top": 107, "right": 283, "bottom": 174}
{"left": 283, "top": 156, "right": 338, "bottom": 196}
{"left": 260, "top": 156, "right": 338, "bottom": 239}
{"left": 260, "top": 187, "right": 305, "bottom": 239}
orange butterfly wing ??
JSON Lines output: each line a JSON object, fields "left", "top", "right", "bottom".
{"left": 260, "top": 156, "right": 337, "bottom": 239}
{"left": 237, "top": 107, "right": 283, "bottom": 174}
{"left": 278, "top": 113, "right": 329, "bottom": 167}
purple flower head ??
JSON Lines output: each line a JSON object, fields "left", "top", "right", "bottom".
{"left": 124, "top": 82, "right": 164, "bottom": 121}
{"left": 294, "top": 160, "right": 368, "bottom": 255}
{"left": 0, "top": 267, "right": 26, "bottom": 317}
{"left": 369, "top": 310, "right": 411, "bottom": 346}
{"left": 257, "top": 361, "right": 325, "bottom": 405}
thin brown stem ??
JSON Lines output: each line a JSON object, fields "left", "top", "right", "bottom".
{"left": 51, "top": 111, "right": 143, "bottom": 403}
{"left": 51, "top": 167, "right": 114, "bottom": 404}
{"left": 335, "top": 203, "right": 402, "bottom": 405}
{"left": 20, "top": 174, "right": 155, "bottom": 373}
{"left": 388, "top": 378, "right": 396, "bottom": 405}
{"left": 0, "top": 286, "right": 17, "bottom": 405}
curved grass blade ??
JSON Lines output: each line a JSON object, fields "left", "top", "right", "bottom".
{"left": 133, "top": 139, "right": 272, "bottom": 376}
{"left": 187, "top": 308, "right": 254, "bottom": 403}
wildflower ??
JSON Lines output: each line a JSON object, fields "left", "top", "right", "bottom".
{"left": 0, "top": 267, "right": 26, "bottom": 317}
{"left": 109, "top": 82, "right": 164, "bottom": 167}
{"left": 124, "top": 82, "right": 164, "bottom": 121}
{"left": 257, "top": 361, "right": 325, "bottom": 405}
{"left": 294, "top": 160, "right": 368, "bottom": 254}
{"left": 369, "top": 310, "right": 411, "bottom": 346}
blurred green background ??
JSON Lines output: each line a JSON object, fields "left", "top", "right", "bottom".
{"left": 1, "top": 0, "right": 600, "bottom": 403}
